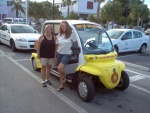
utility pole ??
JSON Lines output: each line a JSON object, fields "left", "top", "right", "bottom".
{"left": 53, "top": 0, "right": 54, "bottom": 20}
{"left": 26, "top": 0, "right": 30, "bottom": 24}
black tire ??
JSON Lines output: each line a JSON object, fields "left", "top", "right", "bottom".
{"left": 11, "top": 40, "right": 17, "bottom": 52}
{"left": 114, "top": 45, "right": 119, "bottom": 54}
{"left": 138, "top": 44, "right": 147, "bottom": 54}
{"left": 116, "top": 71, "right": 130, "bottom": 90}
{"left": 32, "top": 58, "right": 40, "bottom": 71}
{"left": 77, "top": 76, "right": 95, "bottom": 102}
{"left": 0, "top": 39, "right": 3, "bottom": 45}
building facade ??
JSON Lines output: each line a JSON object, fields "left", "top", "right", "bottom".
{"left": 0, "top": 0, "right": 26, "bottom": 20}
{"left": 57, "top": 0, "right": 99, "bottom": 20}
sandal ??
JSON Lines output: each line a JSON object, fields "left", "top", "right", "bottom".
{"left": 56, "top": 87, "right": 64, "bottom": 92}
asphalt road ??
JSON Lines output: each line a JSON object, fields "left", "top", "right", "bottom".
{"left": 117, "top": 38, "right": 150, "bottom": 72}
{"left": 0, "top": 44, "right": 150, "bottom": 113}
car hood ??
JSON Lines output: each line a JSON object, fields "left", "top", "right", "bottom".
{"left": 10, "top": 33, "right": 41, "bottom": 41}
{"left": 110, "top": 38, "right": 117, "bottom": 43}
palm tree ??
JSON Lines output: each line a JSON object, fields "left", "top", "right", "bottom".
{"left": 9, "top": 0, "right": 25, "bottom": 18}
{"left": 94, "top": 0, "right": 105, "bottom": 21}
{"left": 100, "top": 1, "right": 122, "bottom": 29}
{"left": 62, "top": 0, "right": 77, "bottom": 18}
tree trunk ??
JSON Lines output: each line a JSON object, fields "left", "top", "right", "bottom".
{"left": 67, "top": 5, "right": 69, "bottom": 18}
{"left": 16, "top": 10, "right": 18, "bottom": 18}
{"left": 140, "top": 18, "right": 143, "bottom": 27}
{"left": 112, "top": 21, "right": 114, "bottom": 29}
{"left": 106, "top": 20, "right": 109, "bottom": 30}
{"left": 137, "top": 17, "right": 140, "bottom": 29}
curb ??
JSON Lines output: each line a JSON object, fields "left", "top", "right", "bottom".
{"left": 120, "top": 60, "right": 150, "bottom": 72}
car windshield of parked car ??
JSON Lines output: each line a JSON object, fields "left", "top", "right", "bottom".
{"left": 74, "top": 24, "right": 113, "bottom": 54}
{"left": 2, "top": 18, "right": 12, "bottom": 24}
{"left": 107, "top": 29, "right": 124, "bottom": 39}
{"left": 11, "top": 25, "right": 36, "bottom": 33}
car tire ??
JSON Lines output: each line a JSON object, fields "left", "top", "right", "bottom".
{"left": 77, "top": 76, "right": 95, "bottom": 102}
{"left": 138, "top": 44, "right": 147, "bottom": 54}
{"left": 114, "top": 45, "right": 119, "bottom": 54}
{"left": 11, "top": 40, "right": 17, "bottom": 52}
{"left": 32, "top": 58, "right": 40, "bottom": 71}
{"left": 116, "top": 71, "right": 130, "bottom": 90}
{"left": 0, "top": 39, "right": 3, "bottom": 45}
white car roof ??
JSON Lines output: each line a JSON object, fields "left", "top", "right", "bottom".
{"left": 3, "top": 23, "right": 30, "bottom": 26}
{"left": 44, "top": 20, "right": 99, "bottom": 25}
{"left": 109, "top": 28, "right": 141, "bottom": 32}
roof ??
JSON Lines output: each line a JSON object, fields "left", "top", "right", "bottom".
{"left": 44, "top": 20, "right": 99, "bottom": 25}
{"left": 109, "top": 29, "right": 142, "bottom": 32}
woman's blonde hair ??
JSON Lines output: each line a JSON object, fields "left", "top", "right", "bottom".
{"left": 44, "top": 24, "right": 52, "bottom": 33}
{"left": 59, "top": 20, "right": 72, "bottom": 39}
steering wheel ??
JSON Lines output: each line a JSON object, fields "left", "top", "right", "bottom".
{"left": 84, "top": 40, "right": 97, "bottom": 49}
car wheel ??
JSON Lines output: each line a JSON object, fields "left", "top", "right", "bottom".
{"left": 114, "top": 46, "right": 119, "bottom": 54}
{"left": 11, "top": 40, "right": 17, "bottom": 52}
{"left": 138, "top": 44, "right": 147, "bottom": 54}
{"left": 77, "top": 76, "right": 95, "bottom": 102}
{"left": 32, "top": 58, "right": 40, "bottom": 71}
{"left": 116, "top": 71, "right": 130, "bottom": 90}
{"left": 0, "top": 39, "right": 3, "bottom": 45}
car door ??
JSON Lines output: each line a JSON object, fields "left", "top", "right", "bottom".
{"left": 119, "top": 31, "right": 133, "bottom": 52}
{"left": 1, "top": 25, "right": 10, "bottom": 45}
{"left": 133, "top": 31, "right": 143, "bottom": 50}
{"left": 0, "top": 25, "right": 7, "bottom": 44}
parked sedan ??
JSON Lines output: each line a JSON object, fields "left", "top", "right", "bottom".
{"left": 107, "top": 29, "right": 149, "bottom": 54}
{"left": 0, "top": 24, "right": 41, "bottom": 52}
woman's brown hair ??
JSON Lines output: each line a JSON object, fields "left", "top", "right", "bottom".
{"left": 59, "top": 20, "right": 72, "bottom": 39}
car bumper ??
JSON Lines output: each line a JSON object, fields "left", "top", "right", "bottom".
{"left": 15, "top": 41, "right": 35, "bottom": 50}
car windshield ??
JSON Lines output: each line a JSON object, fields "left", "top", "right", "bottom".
{"left": 11, "top": 25, "right": 36, "bottom": 33}
{"left": 74, "top": 24, "right": 113, "bottom": 54}
{"left": 107, "top": 29, "right": 124, "bottom": 39}
{"left": 2, "top": 18, "right": 12, "bottom": 23}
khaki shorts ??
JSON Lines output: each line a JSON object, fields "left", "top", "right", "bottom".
{"left": 40, "top": 58, "right": 55, "bottom": 66}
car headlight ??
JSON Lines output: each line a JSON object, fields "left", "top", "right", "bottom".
{"left": 16, "top": 38, "right": 27, "bottom": 42}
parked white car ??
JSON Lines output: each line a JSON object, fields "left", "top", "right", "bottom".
{"left": 0, "top": 24, "right": 41, "bottom": 52}
{"left": 107, "top": 29, "right": 149, "bottom": 54}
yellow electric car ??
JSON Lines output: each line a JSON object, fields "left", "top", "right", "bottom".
{"left": 31, "top": 20, "right": 129, "bottom": 102}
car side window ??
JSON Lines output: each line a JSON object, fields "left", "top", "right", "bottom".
{"left": 133, "top": 31, "right": 142, "bottom": 38}
{"left": 1, "top": 25, "right": 7, "bottom": 31}
{"left": 122, "top": 32, "right": 132, "bottom": 40}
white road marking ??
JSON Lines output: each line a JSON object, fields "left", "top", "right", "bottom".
{"left": 15, "top": 59, "right": 30, "bottom": 61}
{"left": 129, "top": 75, "right": 146, "bottom": 82}
{"left": 7, "top": 56, "right": 88, "bottom": 113}
{"left": 125, "top": 69, "right": 150, "bottom": 79}
{"left": 130, "top": 84, "right": 150, "bottom": 94}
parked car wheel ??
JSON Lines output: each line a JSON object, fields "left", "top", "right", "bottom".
{"left": 138, "top": 44, "right": 147, "bottom": 54}
{"left": 0, "top": 39, "right": 3, "bottom": 45}
{"left": 32, "top": 58, "right": 40, "bottom": 71}
{"left": 77, "top": 76, "right": 95, "bottom": 102}
{"left": 114, "top": 45, "right": 119, "bottom": 54}
{"left": 11, "top": 40, "right": 17, "bottom": 52}
{"left": 116, "top": 71, "right": 129, "bottom": 90}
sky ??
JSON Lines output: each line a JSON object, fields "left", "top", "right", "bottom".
{"left": 26, "top": 0, "right": 150, "bottom": 9}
